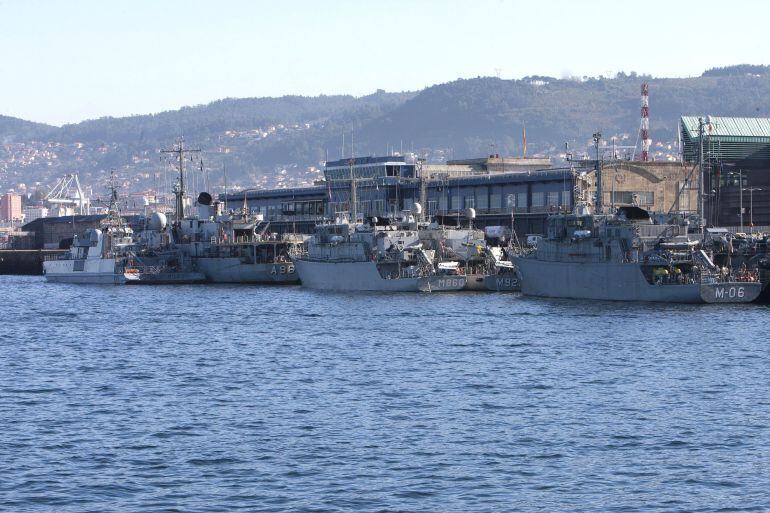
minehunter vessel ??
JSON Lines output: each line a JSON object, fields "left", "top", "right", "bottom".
{"left": 123, "top": 212, "right": 207, "bottom": 285}
{"left": 174, "top": 193, "right": 304, "bottom": 283}
{"left": 418, "top": 216, "right": 520, "bottom": 292}
{"left": 513, "top": 205, "right": 761, "bottom": 303}
{"left": 292, "top": 213, "right": 466, "bottom": 292}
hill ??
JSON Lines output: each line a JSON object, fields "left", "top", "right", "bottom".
{"left": 3, "top": 65, "right": 770, "bottom": 194}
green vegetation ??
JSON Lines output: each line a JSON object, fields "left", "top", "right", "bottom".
{"left": 2, "top": 68, "right": 770, "bottom": 191}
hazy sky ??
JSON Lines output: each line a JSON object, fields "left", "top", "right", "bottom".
{"left": 1, "top": 0, "right": 768, "bottom": 126}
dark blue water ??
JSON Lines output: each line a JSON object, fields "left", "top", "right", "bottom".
{"left": 2, "top": 275, "right": 770, "bottom": 512}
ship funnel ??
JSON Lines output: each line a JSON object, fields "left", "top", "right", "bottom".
{"left": 197, "top": 192, "right": 213, "bottom": 206}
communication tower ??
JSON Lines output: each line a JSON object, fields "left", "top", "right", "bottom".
{"left": 640, "top": 83, "right": 651, "bottom": 161}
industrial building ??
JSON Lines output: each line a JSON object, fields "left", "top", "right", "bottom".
{"left": 680, "top": 115, "right": 770, "bottom": 228}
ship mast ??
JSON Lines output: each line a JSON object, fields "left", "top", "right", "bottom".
{"left": 349, "top": 130, "right": 357, "bottom": 222}
{"left": 697, "top": 117, "right": 707, "bottom": 240}
{"left": 161, "top": 139, "right": 201, "bottom": 223}
{"left": 593, "top": 132, "right": 603, "bottom": 213}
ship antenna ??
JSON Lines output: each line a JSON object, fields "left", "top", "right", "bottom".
{"left": 161, "top": 138, "right": 200, "bottom": 224}
{"left": 349, "top": 130, "right": 357, "bottom": 223}
{"left": 593, "top": 132, "right": 602, "bottom": 214}
{"left": 223, "top": 163, "right": 228, "bottom": 211}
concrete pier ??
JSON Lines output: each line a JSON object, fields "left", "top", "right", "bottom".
{"left": 0, "top": 250, "right": 67, "bottom": 275}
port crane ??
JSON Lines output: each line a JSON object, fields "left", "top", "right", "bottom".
{"left": 45, "top": 173, "right": 90, "bottom": 215}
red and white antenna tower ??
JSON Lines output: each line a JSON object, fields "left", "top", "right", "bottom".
{"left": 640, "top": 82, "right": 651, "bottom": 161}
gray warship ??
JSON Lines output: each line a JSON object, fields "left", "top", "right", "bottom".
{"left": 513, "top": 132, "right": 760, "bottom": 303}
{"left": 418, "top": 218, "right": 519, "bottom": 292}
{"left": 156, "top": 141, "right": 304, "bottom": 283}
{"left": 292, "top": 212, "right": 466, "bottom": 292}
{"left": 513, "top": 205, "right": 761, "bottom": 303}
{"left": 173, "top": 193, "right": 304, "bottom": 284}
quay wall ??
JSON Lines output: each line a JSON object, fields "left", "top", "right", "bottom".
{"left": 0, "top": 250, "right": 66, "bottom": 275}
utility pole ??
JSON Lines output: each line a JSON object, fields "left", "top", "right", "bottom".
{"left": 161, "top": 139, "right": 201, "bottom": 223}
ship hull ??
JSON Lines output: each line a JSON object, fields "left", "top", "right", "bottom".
{"left": 514, "top": 257, "right": 760, "bottom": 303}
{"left": 294, "top": 258, "right": 465, "bottom": 292}
{"left": 482, "top": 274, "right": 521, "bottom": 292}
{"left": 43, "top": 258, "right": 125, "bottom": 285}
{"left": 193, "top": 258, "right": 299, "bottom": 284}
{"left": 124, "top": 272, "right": 207, "bottom": 285}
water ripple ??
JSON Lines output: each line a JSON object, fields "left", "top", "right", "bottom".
{"left": 1, "top": 275, "right": 770, "bottom": 512}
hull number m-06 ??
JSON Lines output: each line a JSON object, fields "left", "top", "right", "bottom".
{"left": 714, "top": 286, "right": 745, "bottom": 299}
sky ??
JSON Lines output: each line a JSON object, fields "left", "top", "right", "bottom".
{"left": 1, "top": 0, "right": 768, "bottom": 126}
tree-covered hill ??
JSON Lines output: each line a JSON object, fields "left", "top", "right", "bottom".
{"left": 3, "top": 65, "right": 770, "bottom": 193}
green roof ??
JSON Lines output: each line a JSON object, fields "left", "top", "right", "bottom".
{"left": 680, "top": 116, "right": 770, "bottom": 163}
{"left": 680, "top": 116, "right": 770, "bottom": 140}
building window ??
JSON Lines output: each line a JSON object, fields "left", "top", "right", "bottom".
{"left": 516, "top": 192, "right": 527, "bottom": 209}
{"left": 438, "top": 195, "right": 448, "bottom": 212}
{"left": 490, "top": 193, "right": 502, "bottom": 209}
{"left": 561, "top": 191, "right": 571, "bottom": 207}
{"left": 547, "top": 192, "right": 559, "bottom": 207}
{"left": 465, "top": 196, "right": 475, "bottom": 209}
{"left": 611, "top": 191, "right": 654, "bottom": 205}
{"left": 475, "top": 187, "right": 489, "bottom": 210}
{"left": 531, "top": 192, "right": 545, "bottom": 208}
{"left": 450, "top": 194, "right": 460, "bottom": 210}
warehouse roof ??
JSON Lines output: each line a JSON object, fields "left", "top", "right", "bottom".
{"left": 680, "top": 116, "right": 770, "bottom": 163}
{"left": 680, "top": 116, "right": 770, "bottom": 141}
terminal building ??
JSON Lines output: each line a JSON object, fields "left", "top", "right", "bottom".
{"left": 224, "top": 154, "right": 698, "bottom": 238}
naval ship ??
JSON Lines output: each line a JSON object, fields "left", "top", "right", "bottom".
{"left": 43, "top": 177, "right": 136, "bottom": 284}
{"left": 292, "top": 211, "right": 466, "bottom": 292}
{"left": 513, "top": 205, "right": 761, "bottom": 303}
{"left": 44, "top": 176, "right": 205, "bottom": 285}
{"left": 417, "top": 218, "right": 519, "bottom": 292}
{"left": 173, "top": 193, "right": 304, "bottom": 283}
